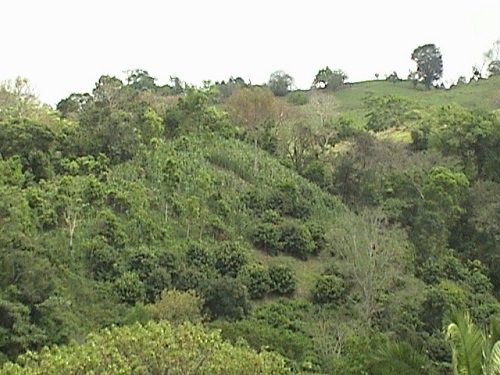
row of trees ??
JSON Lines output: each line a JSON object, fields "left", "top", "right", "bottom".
{"left": 271, "top": 39, "right": 500, "bottom": 95}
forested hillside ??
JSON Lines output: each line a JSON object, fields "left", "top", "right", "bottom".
{"left": 1, "top": 71, "right": 499, "bottom": 374}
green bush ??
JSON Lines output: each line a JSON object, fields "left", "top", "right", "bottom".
{"left": 269, "top": 265, "right": 297, "bottom": 296}
{"left": 94, "top": 209, "right": 127, "bottom": 248}
{"left": 144, "top": 267, "right": 172, "bottom": 303}
{"left": 307, "top": 223, "right": 327, "bottom": 255}
{"left": 1, "top": 321, "right": 289, "bottom": 374}
{"left": 128, "top": 248, "right": 157, "bottom": 280}
{"left": 240, "top": 264, "right": 271, "bottom": 299}
{"left": 365, "top": 95, "right": 414, "bottom": 132}
{"left": 302, "top": 160, "right": 329, "bottom": 188}
{"left": 279, "top": 221, "right": 315, "bottom": 260}
{"left": 410, "top": 123, "right": 431, "bottom": 151}
{"left": 148, "top": 289, "right": 204, "bottom": 324}
{"left": 113, "top": 272, "right": 145, "bottom": 305}
{"left": 287, "top": 91, "right": 309, "bottom": 105}
{"left": 214, "top": 319, "right": 315, "bottom": 370}
{"left": 252, "top": 221, "right": 282, "bottom": 255}
{"left": 268, "top": 181, "right": 310, "bottom": 219}
{"left": 312, "top": 275, "right": 345, "bottom": 304}
{"left": 185, "top": 243, "right": 213, "bottom": 268}
{"left": 85, "top": 237, "right": 122, "bottom": 281}
{"left": 205, "top": 277, "right": 250, "bottom": 320}
{"left": 214, "top": 241, "right": 248, "bottom": 277}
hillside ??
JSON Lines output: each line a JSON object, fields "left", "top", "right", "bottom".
{"left": 1, "top": 74, "right": 500, "bottom": 374}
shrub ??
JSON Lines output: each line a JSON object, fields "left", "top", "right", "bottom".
{"left": 0, "top": 321, "right": 289, "bottom": 374}
{"left": 307, "top": 223, "right": 327, "bottom": 255}
{"left": 268, "top": 181, "right": 310, "bottom": 219}
{"left": 185, "top": 243, "right": 213, "bottom": 268}
{"left": 113, "top": 272, "right": 145, "bottom": 305}
{"left": 214, "top": 242, "right": 248, "bottom": 277}
{"left": 410, "top": 123, "right": 431, "bottom": 151}
{"left": 252, "top": 221, "right": 282, "bottom": 255}
{"left": 287, "top": 91, "right": 309, "bottom": 105}
{"left": 269, "top": 265, "right": 297, "bottom": 296}
{"left": 148, "top": 289, "right": 204, "bottom": 324}
{"left": 128, "top": 248, "right": 157, "bottom": 280}
{"left": 205, "top": 277, "right": 250, "bottom": 320}
{"left": 240, "top": 264, "right": 271, "bottom": 299}
{"left": 144, "top": 267, "right": 172, "bottom": 303}
{"left": 279, "top": 221, "right": 315, "bottom": 260}
{"left": 85, "top": 237, "right": 122, "bottom": 281}
{"left": 302, "top": 160, "right": 329, "bottom": 188}
{"left": 214, "top": 319, "right": 314, "bottom": 370}
{"left": 312, "top": 275, "right": 345, "bottom": 304}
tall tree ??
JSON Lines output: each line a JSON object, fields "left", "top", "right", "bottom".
{"left": 268, "top": 70, "right": 293, "bottom": 96}
{"left": 226, "top": 87, "right": 280, "bottom": 171}
{"left": 312, "top": 67, "right": 347, "bottom": 90}
{"left": 126, "top": 69, "right": 157, "bottom": 91}
{"left": 411, "top": 44, "right": 443, "bottom": 89}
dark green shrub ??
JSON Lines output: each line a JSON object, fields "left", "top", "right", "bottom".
{"left": 279, "top": 221, "right": 315, "bottom": 260}
{"left": 410, "top": 123, "right": 431, "bottom": 151}
{"left": 252, "top": 222, "right": 282, "bottom": 255}
{"left": 268, "top": 181, "right": 310, "bottom": 219}
{"left": 205, "top": 277, "right": 250, "bottom": 320}
{"left": 240, "top": 264, "right": 271, "bottom": 299}
{"left": 85, "top": 237, "right": 122, "bottom": 281}
{"left": 214, "top": 242, "right": 248, "bottom": 277}
{"left": 144, "top": 267, "right": 172, "bottom": 303}
{"left": 302, "top": 160, "right": 329, "bottom": 188}
{"left": 312, "top": 275, "right": 345, "bottom": 304}
{"left": 214, "top": 319, "right": 314, "bottom": 370}
{"left": 185, "top": 243, "right": 213, "bottom": 268}
{"left": 174, "top": 266, "right": 215, "bottom": 295}
{"left": 128, "top": 248, "right": 157, "bottom": 280}
{"left": 365, "top": 95, "right": 414, "bottom": 132}
{"left": 94, "top": 209, "right": 127, "bottom": 248}
{"left": 113, "top": 272, "right": 145, "bottom": 305}
{"left": 253, "top": 299, "right": 311, "bottom": 332}
{"left": 269, "top": 265, "right": 297, "bottom": 296}
{"left": 287, "top": 91, "right": 309, "bottom": 105}
{"left": 307, "top": 223, "right": 327, "bottom": 255}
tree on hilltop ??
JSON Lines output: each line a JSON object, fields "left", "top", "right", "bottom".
{"left": 411, "top": 44, "right": 443, "bottom": 89}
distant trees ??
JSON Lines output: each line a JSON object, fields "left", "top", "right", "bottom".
{"left": 484, "top": 39, "right": 500, "bottom": 76}
{"left": 126, "top": 69, "right": 156, "bottom": 91}
{"left": 312, "top": 67, "right": 347, "bottom": 90}
{"left": 268, "top": 71, "right": 294, "bottom": 96}
{"left": 410, "top": 44, "right": 443, "bottom": 89}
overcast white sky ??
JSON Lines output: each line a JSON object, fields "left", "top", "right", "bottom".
{"left": 1, "top": 0, "right": 499, "bottom": 105}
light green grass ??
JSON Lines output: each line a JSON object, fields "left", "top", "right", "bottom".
{"left": 286, "top": 76, "right": 500, "bottom": 123}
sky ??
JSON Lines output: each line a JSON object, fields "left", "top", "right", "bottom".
{"left": 1, "top": 0, "right": 499, "bottom": 106}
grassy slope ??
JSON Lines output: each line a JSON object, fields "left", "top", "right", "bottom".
{"left": 283, "top": 76, "right": 499, "bottom": 145}
{"left": 332, "top": 76, "right": 500, "bottom": 112}
{"left": 105, "top": 135, "right": 344, "bottom": 298}
{"left": 192, "top": 136, "right": 344, "bottom": 296}
{"left": 218, "top": 78, "right": 498, "bottom": 292}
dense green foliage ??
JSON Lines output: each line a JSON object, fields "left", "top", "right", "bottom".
{"left": 1, "top": 321, "right": 289, "bottom": 374}
{"left": 1, "top": 70, "right": 499, "bottom": 374}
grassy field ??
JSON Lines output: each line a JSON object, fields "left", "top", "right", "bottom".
{"left": 279, "top": 76, "right": 499, "bottom": 146}
{"left": 331, "top": 76, "right": 500, "bottom": 111}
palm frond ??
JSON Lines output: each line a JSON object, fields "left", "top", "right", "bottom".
{"left": 369, "top": 340, "right": 429, "bottom": 375}
{"left": 483, "top": 341, "right": 500, "bottom": 375}
{"left": 446, "top": 310, "right": 484, "bottom": 375}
